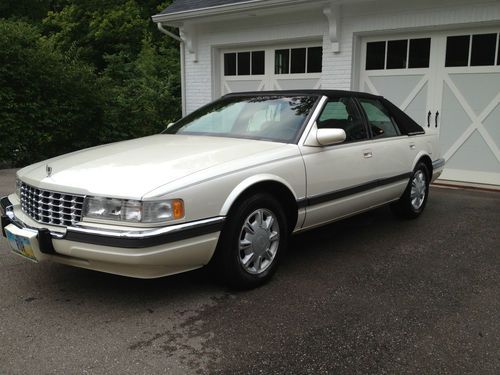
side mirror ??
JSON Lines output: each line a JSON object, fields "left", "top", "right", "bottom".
{"left": 166, "top": 122, "right": 175, "bottom": 129}
{"left": 316, "top": 128, "right": 346, "bottom": 146}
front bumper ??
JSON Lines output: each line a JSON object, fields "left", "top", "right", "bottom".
{"left": 1, "top": 195, "right": 224, "bottom": 278}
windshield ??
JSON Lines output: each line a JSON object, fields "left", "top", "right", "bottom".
{"left": 164, "top": 95, "right": 319, "bottom": 143}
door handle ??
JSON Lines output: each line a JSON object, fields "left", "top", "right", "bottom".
{"left": 409, "top": 143, "right": 416, "bottom": 150}
{"left": 435, "top": 111, "right": 439, "bottom": 128}
{"left": 363, "top": 150, "right": 373, "bottom": 158}
{"left": 427, "top": 111, "right": 431, "bottom": 128}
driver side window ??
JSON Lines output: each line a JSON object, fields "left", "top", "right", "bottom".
{"left": 317, "top": 97, "right": 368, "bottom": 142}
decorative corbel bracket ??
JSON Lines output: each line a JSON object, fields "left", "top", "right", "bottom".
{"left": 323, "top": 4, "right": 341, "bottom": 53}
{"left": 179, "top": 25, "right": 198, "bottom": 62}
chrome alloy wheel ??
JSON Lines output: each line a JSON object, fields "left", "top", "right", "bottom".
{"left": 410, "top": 170, "right": 426, "bottom": 210}
{"left": 238, "top": 208, "right": 280, "bottom": 275}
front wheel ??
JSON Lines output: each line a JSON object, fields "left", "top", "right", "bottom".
{"left": 391, "top": 162, "right": 430, "bottom": 219}
{"left": 213, "top": 193, "right": 288, "bottom": 289}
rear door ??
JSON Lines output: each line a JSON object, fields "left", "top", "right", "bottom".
{"left": 355, "top": 97, "right": 413, "bottom": 203}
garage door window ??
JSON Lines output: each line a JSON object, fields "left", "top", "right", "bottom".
{"left": 366, "top": 38, "right": 431, "bottom": 70}
{"left": 445, "top": 33, "right": 500, "bottom": 67}
{"left": 224, "top": 51, "right": 265, "bottom": 76}
{"left": 275, "top": 46, "right": 322, "bottom": 74}
{"left": 387, "top": 40, "right": 408, "bottom": 69}
{"left": 498, "top": 35, "right": 500, "bottom": 66}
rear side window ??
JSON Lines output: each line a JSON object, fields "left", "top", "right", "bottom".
{"left": 358, "top": 98, "right": 401, "bottom": 139}
{"left": 317, "top": 98, "right": 368, "bottom": 142}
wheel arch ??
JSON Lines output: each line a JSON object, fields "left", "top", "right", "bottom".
{"left": 412, "top": 152, "right": 433, "bottom": 180}
{"left": 220, "top": 175, "right": 300, "bottom": 232}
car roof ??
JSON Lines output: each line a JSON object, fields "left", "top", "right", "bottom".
{"left": 222, "top": 89, "right": 382, "bottom": 99}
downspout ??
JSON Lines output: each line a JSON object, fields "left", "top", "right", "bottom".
{"left": 157, "top": 23, "right": 187, "bottom": 116}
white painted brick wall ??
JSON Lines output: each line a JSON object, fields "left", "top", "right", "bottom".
{"left": 183, "top": 0, "right": 500, "bottom": 113}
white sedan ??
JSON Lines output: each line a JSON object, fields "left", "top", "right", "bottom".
{"left": 1, "top": 90, "right": 444, "bottom": 288}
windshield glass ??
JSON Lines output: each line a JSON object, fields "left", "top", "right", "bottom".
{"left": 164, "top": 95, "right": 319, "bottom": 143}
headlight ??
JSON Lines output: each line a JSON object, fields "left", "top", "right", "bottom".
{"left": 15, "top": 178, "right": 22, "bottom": 197}
{"left": 83, "top": 197, "right": 184, "bottom": 223}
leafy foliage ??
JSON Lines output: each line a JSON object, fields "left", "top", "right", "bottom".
{"left": 0, "top": 20, "right": 103, "bottom": 165}
{"left": 0, "top": 1, "right": 180, "bottom": 167}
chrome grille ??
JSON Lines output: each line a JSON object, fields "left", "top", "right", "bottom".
{"left": 20, "top": 183, "right": 85, "bottom": 227}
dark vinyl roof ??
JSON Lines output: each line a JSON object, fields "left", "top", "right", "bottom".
{"left": 161, "top": 0, "right": 252, "bottom": 15}
{"left": 223, "top": 89, "right": 381, "bottom": 99}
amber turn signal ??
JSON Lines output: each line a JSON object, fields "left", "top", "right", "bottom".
{"left": 172, "top": 199, "right": 185, "bottom": 220}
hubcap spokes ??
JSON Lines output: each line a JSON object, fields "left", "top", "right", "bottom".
{"left": 238, "top": 208, "right": 280, "bottom": 275}
{"left": 410, "top": 170, "right": 426, "bottom": 210}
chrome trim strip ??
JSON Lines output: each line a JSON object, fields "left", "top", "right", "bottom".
{"left": 1, "top": 196, "right": 14, "bottom": 220}
{"left": 432, "top": 158, "right": 445, "bottom": 170}
{"left": 66, "top": 216, "right": 225, "bottom": 240}
{"left": 298, "top": 95, "right": 329, "bottom": 146}
{"left": 63, "top": 216, "right": 226, "bottom": 248}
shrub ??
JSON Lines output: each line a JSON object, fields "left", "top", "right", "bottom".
{"left": 0, "top": 19, "right": 103, "bottom": 166}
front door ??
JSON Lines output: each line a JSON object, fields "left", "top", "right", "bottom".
{"left": 299, "top": 96, "right": 376, "bottom": 229}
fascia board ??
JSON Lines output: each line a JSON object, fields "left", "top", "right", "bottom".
{"left": 151, "top": 0, "right": 327, "bottom": 24}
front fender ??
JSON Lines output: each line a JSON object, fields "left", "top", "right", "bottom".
{"left": 220, "top": 174, "right": 300, "bottom": 216}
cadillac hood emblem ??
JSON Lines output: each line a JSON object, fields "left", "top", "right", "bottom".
{"left": 46, "top": 165, "right": 52, "bottom": 177}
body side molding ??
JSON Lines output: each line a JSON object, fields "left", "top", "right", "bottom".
{"left": 297, "top": 173, "right": 411, "bottom": 208}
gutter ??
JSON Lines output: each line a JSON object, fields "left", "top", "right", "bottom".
{"left": 151, "top": 0, "right": 323, "bottom": 23}
{"left": 157, "top": 23, "right": 187, "bottom": 117}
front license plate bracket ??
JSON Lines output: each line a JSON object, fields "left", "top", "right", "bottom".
{"left": 5, "top": 225, "right": 38, "bottom": 263}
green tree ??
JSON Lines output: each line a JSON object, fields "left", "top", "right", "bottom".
{"left": 42, "top": 1, "right": 177, "bottom": 71}
{"left": 99, "top": 36, "right": 181, "bottom": 141}
{"left": 44, "top": 0, "right": 182, "bottom": 139}
{"left": 0, "top": 1, "right": 181, "bottom": 167}
{"left": 0, "top": 0, "right": 58, "bottom": 23}
{"left": 0, "top": 20, "right": 103, "bottom": 165}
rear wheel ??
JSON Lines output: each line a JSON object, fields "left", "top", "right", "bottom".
{"left": 391, "top": 162, "right": 430, "bottom": 219}
{"left": 214, "top": 193, "right": 288, "bottom": 289}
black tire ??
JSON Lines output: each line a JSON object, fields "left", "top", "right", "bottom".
{"left": 391, "top": 162, "right": 430, "bottom": 219}
{"left": 213, "top": 193, "right": 289, "bottom": 289}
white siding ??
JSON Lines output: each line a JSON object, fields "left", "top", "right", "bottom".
{"left": 183, "top": 0, "right": 500, "bottom": 113}
{"left": 184, "top": 9, "right": 327, "bottom": 113}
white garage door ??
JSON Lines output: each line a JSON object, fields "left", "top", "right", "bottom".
{"left": 360, "top": 28, "right": 500, "bottom": 186}
{"left": 221, "top": 43, "right": 322, "bottom": 95}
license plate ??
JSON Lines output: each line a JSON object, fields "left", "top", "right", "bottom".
{"left": 5, "top": 227, "right": 38, "bottom": 262}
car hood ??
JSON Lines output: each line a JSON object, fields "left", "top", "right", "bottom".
{"left": 17, "top": 134, "right": 291, "bottom": 199}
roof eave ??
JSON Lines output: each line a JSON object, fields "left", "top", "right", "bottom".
{"left": 151, "top": 0, "right": 324, "bottom": 24}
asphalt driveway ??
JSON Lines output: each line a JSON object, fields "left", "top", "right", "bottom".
{"left": 0, "top": 169, "right": 499, "bottom": 374}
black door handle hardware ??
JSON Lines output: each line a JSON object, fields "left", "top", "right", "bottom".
{"left": 435, "top": 111, "right": 439, "bottom": 128}
{"left": 427, "top": 111, "right": 431, "bottom": 127}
